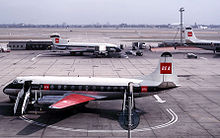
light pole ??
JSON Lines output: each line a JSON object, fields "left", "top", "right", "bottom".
{"left": 179, "top": 7, "right": 184, "bottom": 46}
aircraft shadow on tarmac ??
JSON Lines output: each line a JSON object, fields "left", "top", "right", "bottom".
{"left": 213, "top": 54, "right": 220, "bottom": 58}
{"left": 9, "top": 105, "right": 145, "bottom": 135}
{"left": 0, "top": 101, "right": 14, "bottom": 116}
{"left": 0, "top": 98, "right": 146, "bottom": 135}
{"left": 39, "top": 53, "right": 90, "bottom": 58}
{"left": 38, "top": 52, "right": 123, "bottom": 58}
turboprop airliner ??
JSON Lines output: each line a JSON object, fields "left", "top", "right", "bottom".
{"left": 185, "top": 27, "right": 220, "bottom": 53}
{"left": 50, "top": 33, "right": 121, "bottom": 57}
{"left": 3, "top": 52, "right": 179, "bottom": 115}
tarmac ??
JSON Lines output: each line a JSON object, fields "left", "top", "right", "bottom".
{"left": 0, "top": 27, "right": 220, "bottom": 138}
{"left": 0, "top": 47, "right": 220, "bottom": 138}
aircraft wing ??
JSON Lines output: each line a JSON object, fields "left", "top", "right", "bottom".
{"left": 69, "top": 48, "right": 94, "bottom": 53}
{"left": 49, "top": 94, "right": 95, "bottom": 109}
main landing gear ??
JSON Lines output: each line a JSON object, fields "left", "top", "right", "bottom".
{"left": 118, "top": 82, "right": 140, "bottom": 131}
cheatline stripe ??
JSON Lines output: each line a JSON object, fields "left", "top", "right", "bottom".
{"left": 20, "top": 108, "right": 178, "bottom": 133}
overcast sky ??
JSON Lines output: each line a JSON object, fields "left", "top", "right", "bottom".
{"left": 0, "top": 0, "right": 219, "bottom": 25}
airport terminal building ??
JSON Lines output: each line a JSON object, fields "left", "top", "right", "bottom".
{"left": 7, "top": 40, "right": 52, "bottom": 50}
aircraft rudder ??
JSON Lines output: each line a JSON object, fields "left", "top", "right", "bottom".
{"left": 160, "top": 52, "right": 179, "bottom": 87}
{"left": 144, "top": 52, "right": 179, "bottom": 88}
{"left": 50, "top": 33, "right": 61, "bottom": 45}
{"left": 185, "top": 27, "right": 197, "bottom": 43}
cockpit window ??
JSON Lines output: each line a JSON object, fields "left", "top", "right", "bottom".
{"left": 12, "top": 79, "right": 18, "bottom": 84}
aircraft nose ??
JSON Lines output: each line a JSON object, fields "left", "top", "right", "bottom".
{"left": 3, "top": 83, "right": 13, "bottom": 95}
{"left": 3, "top": 85, "right": 8, "bottom": 94}
{"left": 116, "top": 47, "right": 122, "bottom": 52}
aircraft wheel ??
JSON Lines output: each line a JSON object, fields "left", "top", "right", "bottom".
{"left": 136, "top": 51, "right": 143, "bottom": 56}
{"left": 9, "top": 96, "right": 15, "bottom": 103}
{"left": 70, "top": 52, "right": 75, "bottom": 55}
{"left": 104, "top": 53, "right": 108, "bottom": 57}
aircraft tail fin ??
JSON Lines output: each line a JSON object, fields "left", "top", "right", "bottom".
{"left": 142, "top": 52, "right": 179, "bottom": 88}
{"left": 50, "top": 33, "right": 68, "bottom": 45}
{"left": 185, "top": 27, "right": 198, "bottom": 43}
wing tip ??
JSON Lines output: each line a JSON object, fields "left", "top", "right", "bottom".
{"left": 49, "top": 105, "right": 61, "bottom": 109}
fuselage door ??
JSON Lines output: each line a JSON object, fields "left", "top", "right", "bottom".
{"left": 99, "top": 45, "right": 106, "bottom": 53}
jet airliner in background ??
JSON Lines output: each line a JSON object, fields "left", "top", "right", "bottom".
{"left": 185, "top": 27, "right": 220, "bottom": 53}
{"left": 50, "top": 33, "right": 122, "bottom": 57}
{"left": 3, "top": 52, "right": 179, "bottom": 115}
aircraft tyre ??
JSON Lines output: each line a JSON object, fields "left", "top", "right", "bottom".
{"left": 70, "top": 52, "right": 75, "bottom": 55}
{"left": 9, "top": 96, "right": 15, "bottom": 103}
{"left": 136, "top": 51, "right": 143, "bottom": 56}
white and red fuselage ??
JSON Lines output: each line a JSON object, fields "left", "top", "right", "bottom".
{"left": 185, "top": 27, "right": 220, "bottom": 53}
{"left": 3, "top": 76, "right": 169, "bottom": 102}
{"left": 3, "top": 52, "right": 179, "bottom": 110}
{"left": 50, "top": 34, "right": 121, "bottom": 55}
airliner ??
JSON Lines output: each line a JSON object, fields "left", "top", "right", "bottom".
{"left": 50, "top": 33, "right": 122, "bottom": 57}
{"left": 185, "top": 27, "right": 220, "bottom": 53}
{"left": 3, "top": 52, "right": 179, "bottom": 115}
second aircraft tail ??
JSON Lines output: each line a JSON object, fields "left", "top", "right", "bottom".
{"left": 50, "top": 33, "right": 68, "bottom": 45}
{"left": 185, "top": 27, "right": 198, "bottom": 43}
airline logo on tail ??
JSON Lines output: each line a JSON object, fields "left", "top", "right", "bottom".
{"left": 55, "top": 38, "right": 59, "bottom": 43}
{"left": 160, "top": 63, "right": 172, "bottom": 74}
{"left": 188, "top": 32, "right": 193, "bottom": 37}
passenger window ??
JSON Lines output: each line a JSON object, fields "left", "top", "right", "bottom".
{"left": 85, "top": 86, "right": 89, "bottom": 91}
{"left": 78, "top": 86, "right": 82, "bottom": 90}
{"left": 113, "top": 87, "right": 118, "bottom": 91}
{"left": 120, "top": 86, "right": 124, "bottom": 91}
{"left": 71, "top": 86, "right": 75, "bottom": 90}
{"left": 64, "top": 85, "right": 67, "bottom": 90}
{"left": 100, "top": 86, "right": 104, "bottom": 91}
{"left": 107, "top": 86, "right": 111, "bottom": 91}
{"left": 50, "top": 85, "right": 54, "bottom": 90}
{"left": 58, "top": 85, "right": 62, "bottom": 90}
